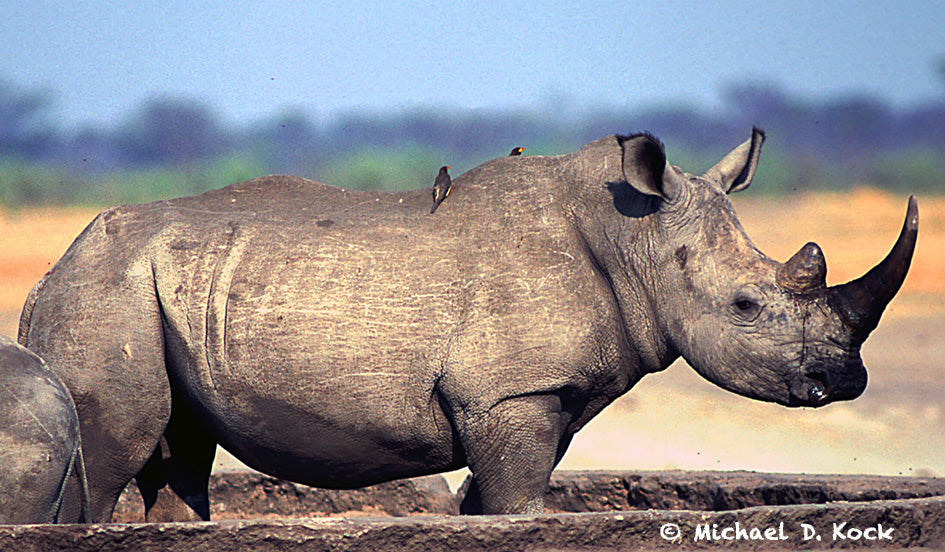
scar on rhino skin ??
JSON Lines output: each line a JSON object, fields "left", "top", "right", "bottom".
{"left": 170, "top": 240, "right": 201, "bottom": 251}
{"left": 675, "top": 245, "right": 688, "bottom": 269}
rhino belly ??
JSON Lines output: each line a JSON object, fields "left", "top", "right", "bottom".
{"left": 207, "top": 373, "right": 461, "bottom": 486}
{"left": 187, "top": 367, "right": 464, "bottom": 488}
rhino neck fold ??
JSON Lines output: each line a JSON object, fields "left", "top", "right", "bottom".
{"left": 576, "top": 215, "right": 680, "bottom": 379}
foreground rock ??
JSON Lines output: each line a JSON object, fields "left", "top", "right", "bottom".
{"left": 112, "top": 472, "right": 457, "bottom": 521}
{"left": 2, "top": 470, "right": 943, "bottom": 550}
{"left": 545, "top": 470, "right": 945, "bottom": 512}
{"left": 111, "top": 469, "right": 945, "bottom": 520}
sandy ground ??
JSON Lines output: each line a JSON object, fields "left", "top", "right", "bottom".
{"left": 1, "top": 189, "right": 942, "bottom": 493}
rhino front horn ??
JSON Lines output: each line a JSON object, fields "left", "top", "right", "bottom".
{"left": 777, "top": 242, "right": 827, "bottom": 293}
{"left": 829, "top": 195, "right": 919, "bottom": 338}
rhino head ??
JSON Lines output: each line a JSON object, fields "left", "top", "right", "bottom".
{"left": 599, "top": 129, "right": 917, "bottom": 407}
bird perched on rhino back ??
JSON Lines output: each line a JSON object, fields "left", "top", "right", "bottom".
{"left": 509, "top": 146, "right": 524, "bottom": 156}
{"left": 430, "top": 166, "right": 451, "bottom": 214}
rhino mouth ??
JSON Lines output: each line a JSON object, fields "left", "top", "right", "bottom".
{"left": 787, "top": 359, "right": 867, "bottom": 407}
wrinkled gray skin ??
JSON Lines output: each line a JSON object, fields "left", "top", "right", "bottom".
{"left": 0, "top": 335, "right": 90, "bottom": 524}
{"left": 18, "top": 130, "right": 917, "bottom": 522}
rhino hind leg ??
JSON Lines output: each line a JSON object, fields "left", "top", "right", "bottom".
{"left": 135, "top": 399, "right": 217, "bottom": 522}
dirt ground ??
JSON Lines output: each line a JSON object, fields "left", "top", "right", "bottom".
{"left": 1, "top": 188, "right": 943, "bottom": 491}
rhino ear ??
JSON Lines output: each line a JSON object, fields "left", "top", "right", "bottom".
{"left": 703, "top": 127, "right": 765, "bottom": 194}
{"left": 618, "top": 132, "right": 674, "bottom": 199}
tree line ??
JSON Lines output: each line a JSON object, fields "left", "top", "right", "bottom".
{"left": 1, "top": 77, "right": 943, "bottom": 207}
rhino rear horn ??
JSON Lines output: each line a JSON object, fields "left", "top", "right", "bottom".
{"left": 829, "top": 196, "right": 919, "bottom": 338}
{"left": 777, "top": 242, "right": 827, "bottom": 293}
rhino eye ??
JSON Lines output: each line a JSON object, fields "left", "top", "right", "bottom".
{"left": 735, "top": 299, "right": 756, "bottom": 311}
{"left": 731, "top": 295, "right": 763, "bottom": 322}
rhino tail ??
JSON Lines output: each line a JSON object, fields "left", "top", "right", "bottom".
{"left": 74, "top": 441, "right": 93, "bottom": 523}
{"left": 49, "top": 418, "right": 93, "bottom": 523}
{"left": 18, "top": 270, "right": 50, "bottom": 346}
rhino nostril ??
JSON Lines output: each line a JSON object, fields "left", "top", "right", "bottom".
{"left": 804, "top": 369, "right": 829, "bottom": 402}
{"left": 806, "top": 369, "right": 827, "bottom": 384}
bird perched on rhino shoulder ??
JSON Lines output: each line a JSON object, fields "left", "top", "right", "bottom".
{"left": 509, "top": 146, "right": 524, "bottom": 156}
{"left": 430, "top": 166, "right": 452, "bottom": 214}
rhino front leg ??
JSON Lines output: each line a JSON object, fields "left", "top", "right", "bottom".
{"left": 456, "top": 393, "right": 569, "bottom": 514}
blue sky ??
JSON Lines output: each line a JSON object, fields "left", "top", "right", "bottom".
{"left": 3, "top": 1, "right": 943, "bottom": 129}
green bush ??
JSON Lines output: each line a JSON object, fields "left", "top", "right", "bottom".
{"left": 3, "top": 144, "right": 944, "bottom": 211}
{"left": 0, "top": 157, "right": 85, "bottom": 207}
{"left": 869, "top": 150, "right": 945, "bottom": 194}
{"left": 318, "top": 145, "right": 447, "bottom": 192}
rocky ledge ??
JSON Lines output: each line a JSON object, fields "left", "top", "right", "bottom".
{"left": 2, "top": 470, "right": 943, "bottom": 551}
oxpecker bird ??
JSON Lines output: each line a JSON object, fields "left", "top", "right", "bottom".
{"left": 430, "top": 166, "right": 451, "bottom": 214}
{"left": 509, "top": 146, "right": 524, "bottom": 156}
